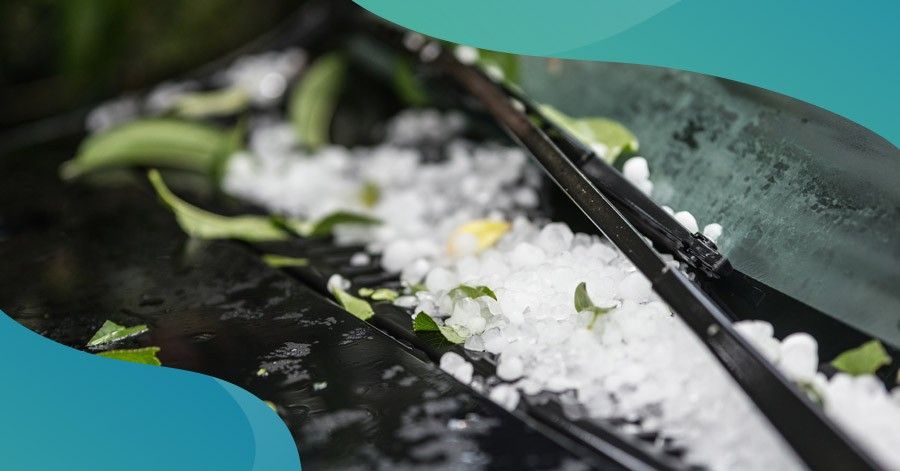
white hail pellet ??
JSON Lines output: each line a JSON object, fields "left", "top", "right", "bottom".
{"left": 453, "top": 45, "right": 480, "bottom": 65}
{"left": 673, "top": 210, "right": 699, "bottom": 233}
{"left": 703, "top": 223, "right": 723, "bottom": 242}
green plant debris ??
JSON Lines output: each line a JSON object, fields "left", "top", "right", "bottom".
{"left": 831, "top": 340, "right": 892, "bottom": 376}
{"left": 261, "top": 254, "right": 309, "bottom": 268}
{"left": 288, "top": 52, "right": 347, "bottom": 149}
{"left": 393, "top": 58, "right": 429, "bottom": 107}
{"left": 539, "top": 104, "right": 638, "bottom": 163}
{"left": 358, "top": 287, "right": 399, "bottom": 301}
{"left": 174, "top": 87, "right": 250, "bottom": 118}
{"left": 413, "top": 312, "right": 465, "bottom": 344}
{"left": 330, "top": 286, "right": 374, "bottom": 321}
{"left": 87, "top": 320, "right": 149, "bottom": 347}
{"left": 60, "top": 119, "right": 239, "bottom": 179}
{"left": 277, "top": 211, "right": 381, "bottom": 238}
{"left": 359, "top": 181, "right": 381, "bottom": 208}
{"left": 148, "top": 169, "right": 292, "bottom": 242}
{"left": 256, "top": 368, "right": 269, "bottom": 377}
{"left": 97, "top": 347, "right": 162, "bottom": 366}
{"left": 449, "top": 284, "right": 497, "bottom": 301}
{"left": 574, "top": 282, "right": 614, "bottom": 329}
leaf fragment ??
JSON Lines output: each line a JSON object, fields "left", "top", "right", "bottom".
{"left": 87, "top": 320, "right": 149, "bottom": 347}
{"left": 330, "top": 285, "right": 374, "bottom": 321}
{"left": 831, "top": 340, "right": 892, "bottom": 376}
{"left": 278, "top": 211, "right": 381, "bottom": 238}
{"left": 288, "top": 53, "right": 347, "bottom": 149}
{"left": 359, "top": 181, "right": 381, "bottom": 208}
{"left": 450, "top": 284, "right": 497, "bottom": 301}
{"left": 61, "top": 119, "right": 238, "bottom": 180}
{"left": 148, "top": 169, "right": 292, "bottom": 242}
{"left": 539, "top": 104, "right": 639, "bottom": 163}
{"left": 393, "top": 58, "right": 429, "bottom": 107}
{"left": 448, "top": 219, "right": 510, "bottom": 255}
{"left": 358, "top": 287, "right": 399, "bottom": 301}
{"left": 413, "top": 312, "right": 465, "bottom": 344}
{"left": 261, "top": 254, "right": 309, "bottom": 268}
{"left": 97, "top": 347, "right": 162, "bottom": 366}
{"left": 574, "top": 282, "right": 614, "bottom": 329}
{"left": 173, "top": 87, "right": 250, "bottom": 118}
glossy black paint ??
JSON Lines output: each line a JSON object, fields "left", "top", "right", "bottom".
{"left": 0, "top": 138, "right": 609, "bottom": 470}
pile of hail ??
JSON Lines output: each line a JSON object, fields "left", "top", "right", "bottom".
{"left": 223, "top": 107, "right": 900, "bottom": 470}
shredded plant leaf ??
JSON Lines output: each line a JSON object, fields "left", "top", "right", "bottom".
{"left": 413, "top": 312, "right": 465, "bottom": 344}
{"left": 448, "top": 219, "right": 510, "bottom": 255}
{"left": 539, "top": 104, "right": 638, "bottom": 163}
{"left": 61, "top": 119, "right": 239, "bottom": 180}
{"left": 261, "top": 254, "right": 309, "bottom": 268}
{"left": 358, "top": 287, "right": 399, "bottom": 301}
{"left": 393, "top": 58, "right": 429, "bottom": 107}
{"left": 288, "top": 52, "right": 347, "bottom": 149}
{"left": 148, "top": 169, "right": 292, "bottom": 242}
{"left": 278, "top": 211, "right": 381, "bottom": 238}
{"left": 574, "top": 282, "right": 614, "bottom": 329}
{"left": 831, "top": 340, "right": 892, "bottom": 376}
{"left": 408, "top": 283, "right": 428, "bottom": 294}
{"left": 174, "top": 87, "right": 250, "bottom": 118}
{"left": 359, "top": 181, "right": 381, "bottom": 208}
{"left": 87, "top": 320, "right": 149, "bottom": 347}
{"left": 450, "top": 284, "right": 497, "bottom": 301}
{"left": 330, "top": 285, "right": 374, "bottom": 321}
{"left": 97, "top": 347, "right": 162, "bottom": 366}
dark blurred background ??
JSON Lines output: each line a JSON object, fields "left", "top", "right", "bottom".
{"left": 0, "top": 0, "right": 298, "bottom": 129}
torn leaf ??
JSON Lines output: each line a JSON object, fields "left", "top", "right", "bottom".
{"left": 87, "top": 320, "right": 149, "bottom": 347}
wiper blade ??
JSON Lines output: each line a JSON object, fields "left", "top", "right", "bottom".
{"left": 504, "top": 84, "right": 731, "bottom": 279}
{"left": 436, "top": 49, "right": 882, "bottom": 470}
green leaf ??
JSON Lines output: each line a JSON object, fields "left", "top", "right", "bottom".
{"left": 539, "top": 104, "right": 639, "bottom": 163}
{"left": 359, "top": 181, "right": 381, "bottom": 208}
{"left": 61, "top": 119, "right": 238, "bottom": 180}
{"left": 289, "top": 53, "right": 347, "bottom": 149}
{"left": 97, "top": 347, "right": 162, "bottom": 366}
{"left": 393, "top": 58, "right": 429, "bottom": 107}
{"left": 174, "top": 87, "right": 250, "bottom": 118}
{"left": 450, "top": 284, "right": 497, "bottom": 301}
{"left": 370, "top": 288, "right": 398, "bottom": 301}
{"left": 574, "top": 282, "right": 614, "bottom": 329}
{"left": 358, "top": 287, "right": 398, "bottom": 301}
{"left": 831, "top": 340, "right": 892, "bottom": 376}
{"left": 87, "top": 320, "right": 149, "bottom": 347}
{"left": 148, "top": 169, "right": 292, "bottom": 242}
{"left": 478, "top": 49, "right": 520, "bottom": 84}
{"left": 279, "top": 211, "right": 381, "bottom": 238}
{"left": 330, "top": 286, "right": 374, "bottom": 321}
{"left": 574, "top": 282, "right": 593, "bottom": 313}
{"left": 261, "top": 254, "right": 308, "bottom": 268}
{"left": 408, "top": 283, "right": 428, "bottom": 294}
{"left": 413, "top": 312, "right": 465, "bottom": 344}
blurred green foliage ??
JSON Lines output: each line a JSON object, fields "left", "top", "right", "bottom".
{"left": 0, "top": 0, "right": 296, "bottom": 127}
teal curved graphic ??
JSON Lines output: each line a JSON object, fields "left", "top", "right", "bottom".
{"left": 0, "top": 310, "right": 299, "bottom": 470}
{"left": 356, "top": 0, "right": 900, "bottom": 146}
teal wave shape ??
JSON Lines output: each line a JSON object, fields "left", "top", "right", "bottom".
{"left": 0, "top": 310, "right": 299, "bottom": 470}
{"left": 356, "top": 0, "right": 899, "bottom": 146}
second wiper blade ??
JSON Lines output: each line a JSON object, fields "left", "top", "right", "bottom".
{"left": 435, "top": 48, "right": 881, "bottom": 470}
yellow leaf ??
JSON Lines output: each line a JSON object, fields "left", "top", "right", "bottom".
{"left": 447, "top": 219, "right": 510, "bottom": 256}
